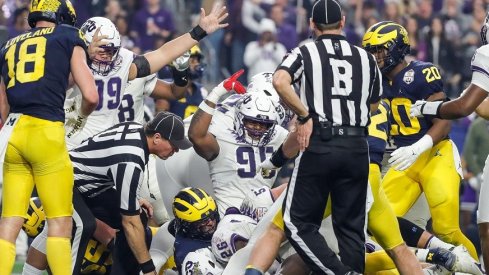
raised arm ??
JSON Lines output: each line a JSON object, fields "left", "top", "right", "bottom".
{"left": 188, "top": 70, "right": 246, "bottom": 161}
{"left": 70, "top": 46, "right": 98, "bottom": 117}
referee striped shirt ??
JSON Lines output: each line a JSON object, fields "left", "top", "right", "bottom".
{"left": 70, "top": 122, "right": 149, "bottom": 215}
{"left": 277, "top": 34, "right": 382, "bottom": 127}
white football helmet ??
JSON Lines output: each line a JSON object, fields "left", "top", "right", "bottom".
{"left": 482, "top": 12, "right": 489, "bottom": 45}
{"left": 233, "top": 93, "right": 279, "bottom": 147}
{"left": 80, "top": 17, "right": 121, "bottom": 75}
{"left": 211, "top": 214, "right": 257, "bottom": 263}
{"left": 247, "top": 72, "right": 294, "bottom": 128}
{"left": 181, "top": 248, "right": 223, "bottom": 275}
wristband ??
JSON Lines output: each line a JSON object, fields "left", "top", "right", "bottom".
{"left": 297, "top": 113, "right": 311, "bottom": 125}
{"left": 140, "top": 259, "right": 156, "bottom": 273}
{"left": 270, "top": 144, "right": 288, "bottom": 168}
{"left": 420, "top": 101, "right": 442, "bottom": 117}
{"left": 189, "top": 25, "right": 207, "bottom": 41}
{"left": 171, "top": 66, "right": 189, "bottom": 87}
{"left": 199, "top": 101, "right": 215, "bottom": 115}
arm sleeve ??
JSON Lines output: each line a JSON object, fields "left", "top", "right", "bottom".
{"left": 471, "top": 46, "right": 489, "bottom": 93}
{"left": 276, "top": 47, "right": 303, "bottom": 83}
{"left": 369, "top": 57, "right": 383, "bottom": 103}
{"left": 144, "top": 74, "right": 158, "bottom": 96}
{"left": 111, "top": 162, "right": 143, "bottom": 215}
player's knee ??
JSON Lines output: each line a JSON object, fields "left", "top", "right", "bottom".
{"left": 46, "top": 217, "right": 72, "bottom": 237}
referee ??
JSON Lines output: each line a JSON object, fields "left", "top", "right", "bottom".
{"left": 273, "top": 0, "right": 382, "bottom": 274}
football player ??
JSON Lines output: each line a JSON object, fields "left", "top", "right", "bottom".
{"left": 410, "top": 11, "right": 489, "bottom": 271}
{"left": 238, "top": 100, "right": 481, "bottom": 275}
{"left": 188, "top": 70, "right": 289, "bottom": 215}
{"left": 0, "top": 0, "right": 99, "bottom": 274}
{"left": 362, "top": 21, "right": 478, "bottom": 260}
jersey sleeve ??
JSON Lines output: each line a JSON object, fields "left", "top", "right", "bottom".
{"left": 471, "top": 46, "right": 489, "bottom": 93}
{"left": 61, "top": 25, "right": 88, "bottom": 54}
{"left": 144, "top": 74, "right": 158, "bottom": 96}
{"left": 276, "top": 47, "right": 303, "bottom": 83}
{"left": 110, "top": 162, "right": 143, "bottom": 215}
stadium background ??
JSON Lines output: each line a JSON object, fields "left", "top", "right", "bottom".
{"left": 0, "top": 0, "right": 488, "bottom": 273}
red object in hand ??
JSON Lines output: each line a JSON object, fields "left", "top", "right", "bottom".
{"left": 223, "top": 69, "right": 246, "bottom": 94}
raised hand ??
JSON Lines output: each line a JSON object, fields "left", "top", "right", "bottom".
{"left": 197, "top": 4, "right": 229, "bottom": 35}
{"left": 206, "top": 69, "right": 246, "bottom": 104}
{"left": 172, "top": 50, "right": 191, "bottom": 71}
{"left": 87, "top": 27, "right": 109, "bottom": 60}
{"left": 223, "top": 69, "right": 246, "bottom": 94}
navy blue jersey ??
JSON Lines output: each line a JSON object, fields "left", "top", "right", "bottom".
{"left": 170, "top": 82, "right": 205, "bottom": 119}
{"left": 368, "top": 100, "right": 390, "bottom": 166}
{"left": 174, "top": 232, "right": 211, "bottom": 273}
{"left": 0, "top": 25, "right": 86, "bottom": 122}
{"left": 383, "top": 61, "right": 444, "bottom": 147}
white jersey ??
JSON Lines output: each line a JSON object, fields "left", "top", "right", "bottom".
{"left": 239, "top": 186, "right": 274, "bottom": 222}
{"left": 208, "top": 118, "right": 288, "bottom": 215}
{"left": 116, "top": 73, "right": 157, "bottom": 124}
{"left": 66, "top": 48, "right": 134, "bottom": 149}
{"left": 473, "top": 45, "right": 489, "bottom": 224}
{"left": 471, "top": 45, "right": 489, "bottom": 93}
{"left": 211, "top": 214, "right": 257, "bottom": 264}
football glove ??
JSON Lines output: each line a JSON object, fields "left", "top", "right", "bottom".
{"left": 410, "top": 100, "right": 442, "bottom": 117}
{"left": 172, "top": 50, "right": 191, "bottom": 71}
{"left": 206, "top": 69, "right": 246, "bottom": 104}
{"left": 257, "top": 159, "right": 278, "bottom": 178}
{"left": 388, "top": 135, "right": 433, "bottom": 171}
{"left": 65, "top": 98, "right": 88, "bottom": 139}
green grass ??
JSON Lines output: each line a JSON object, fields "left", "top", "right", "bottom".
{"left": 12, "top": 260, "right": 48, "bottom": 275}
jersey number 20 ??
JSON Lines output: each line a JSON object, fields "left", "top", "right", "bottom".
{"left": 5, "top": 37, "right": 46, "bottom": 88}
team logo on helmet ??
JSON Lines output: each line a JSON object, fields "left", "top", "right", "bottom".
{"left": 22, "top": 197, "right": 46, "bottom": 238}
{"left": 362, "top": 21, "right": 410, "bottom": 74}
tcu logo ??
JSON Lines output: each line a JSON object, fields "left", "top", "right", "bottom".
{"left": 81, "top": 20, "right": 96, "bottom": 35}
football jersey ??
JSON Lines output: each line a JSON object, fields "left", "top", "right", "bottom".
{"left": 211, "top": 214, "right": 257, "bottom": 264}
{"left": 471, "top": 44, "right": 489, "bottom": 93}
{"left": 117, "top": 73, "right": 157, "bottom": 124}
{"left": 383, "top": 60, "right": 444, "bottom": 147}
{"left": 208, "top": 117, "right": 288, "bottom": 215}
{"left": 0, "top": 25, "right": 86, "bottom": 122}
{"left": 367, "top": 101, "right": 390, "bottom": 167}
{"left": 67, "top": 47, "right": 134, "bottom": 148}
{"left": 181, "top": 248, "right": 224, "bottom": 275}
{"left": 170, "top": 82, "right": 206, "bottom": 119}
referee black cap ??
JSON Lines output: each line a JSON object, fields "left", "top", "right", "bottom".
{"left": 146, "top": 111, "right": 192, "bottom": 150}
{"left": 312, "top": 0, "right": 342, "bottom": 25}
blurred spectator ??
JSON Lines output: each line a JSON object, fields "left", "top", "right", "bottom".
{"left": 130, "top": 0, "right": 175, "bottom": 52}
{"left": 415, "top": 0, "right": 436, "bottom": 30}
{"left": 7, "top": 7, "right": 28, "bottom": 38}
{"left": 114, "top": 15, "right": 139, "bottom": 54}
{"left": 243, "top": 18, "right": 286, "bottom": 83}
{"left": 382, "top": 0, "right": 404, "bottom": 24}
{"left": 104, "top": 0, "right": 126, "bottom": 22}
{"left": 423, "top": 16, "right": 461, "bottom": 98}
{"left": 269, "top": 4, "right": 298, "bottom": 51}
{"left": 404, "top": 15, "right": 427, "bottom": 61}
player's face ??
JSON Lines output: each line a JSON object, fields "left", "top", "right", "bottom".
{"left": 369, "top": 47, "right": 388, "bottom": 70}
{"left": 95, "top": 49, "right": 115, "bottom": 62}
{"left": 153, "top": 137, "right": 179, "bottom": 159}
{"left": 243, "top": 119, "right": 271, "bottom": 140}
{"left": 196, "top": 216, "right": 218, "bottom": 236}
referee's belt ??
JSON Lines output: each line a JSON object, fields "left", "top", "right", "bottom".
{"left": 313, "top": 124, "right": 367, "bottom": 137}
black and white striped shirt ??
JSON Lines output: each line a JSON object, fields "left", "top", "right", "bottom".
{"left": 70, "top": 122, "right": 149, "bottom": 215}
{"left": 278, "top": 34, "right": 382, "bottom": 127}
